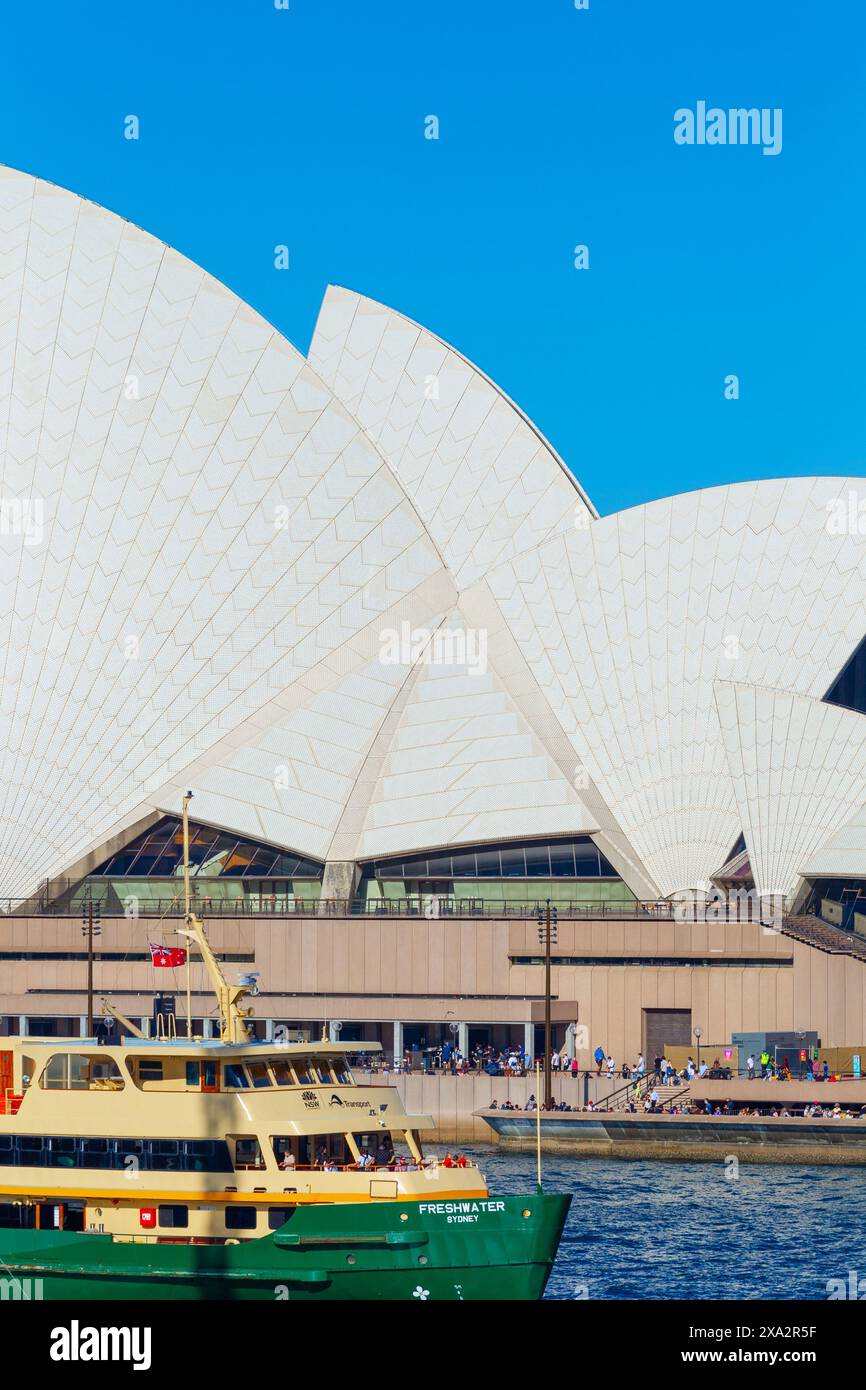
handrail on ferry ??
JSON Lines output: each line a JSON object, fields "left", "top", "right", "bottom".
{"left": 266, "top": 1161, "right": 477, "bottom": 1173}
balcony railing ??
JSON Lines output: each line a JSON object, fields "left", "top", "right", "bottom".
{"left": 1, "top": 892, "right": 769, "bottom": 922}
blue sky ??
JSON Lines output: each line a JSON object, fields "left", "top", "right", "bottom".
{"left": 0, "top": 0, "right": 862, "bottom": 514}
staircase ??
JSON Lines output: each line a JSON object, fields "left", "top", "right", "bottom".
{"left": 592, "top": 1073, "right": 689, "bottom": 1112}
{"left": 782, "top": 914, "right": 866, "bottom": 963}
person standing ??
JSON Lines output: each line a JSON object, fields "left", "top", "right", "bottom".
{"left": 747, "top": 1053, "right": 756, "bottom": 1080}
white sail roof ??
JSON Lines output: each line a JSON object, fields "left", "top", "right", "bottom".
{"left": 715, "top": 684, "right": 866, "bottom": 898}
{"left": 1, "top": 164, "right": 865, "bottom": 905}
{"left": 483, "top": 479, "right": 866, "bottom": 897}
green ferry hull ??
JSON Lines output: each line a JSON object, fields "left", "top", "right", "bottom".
{"left": 0, "top": 1193, "right": 570, "bottom": 1301}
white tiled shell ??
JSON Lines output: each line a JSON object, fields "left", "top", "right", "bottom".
{"left": 801, "top": 804, "right": 866, "bottom": 879}
{"left": 2, "top": 164, "right": 865, "bottom": 906}
{"left": 0, "top": 168, "right": 447, "bottom": 898}
{"left": 484, "top": 478, "right": 866, "bottom": 898}
{"left": 715, "top": 683, "right": 866, "bottom": 898}
{"left": 308, "top": 286, "right": 595, "bottom": 589}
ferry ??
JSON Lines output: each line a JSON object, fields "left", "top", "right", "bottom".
{"left": 0, "top": 798, "right": 570, "bottom": 1300}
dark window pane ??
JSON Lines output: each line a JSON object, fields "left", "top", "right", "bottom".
{"left": 475, "top": 850, "right": 501, "bottom": 877}
{"left": 597, "top": 848, "right": 618, "bottom": 878}
{"left": 524, "top": 845, "right": 550, "bottom": 877}
{"left": 158, "top": 1205, "right": 188, "bottom": 1229}
{"left": 225, "top": 1206, "right": 257, "bottom": 1230}
{"left": 573, "top": 841, "right": 601, "bottom": 876}
{"left": 501, "top": 846, "right": 527, "bottom": 877}
{"left": 450, "top": 850, "right": 477, "bottom": 876}
{"left": 549, "top": 842, "right": 576, "bottom": 875}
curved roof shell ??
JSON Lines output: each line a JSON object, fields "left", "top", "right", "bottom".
{"left": 1, "top": 165, "right": 865, "bottom": 905}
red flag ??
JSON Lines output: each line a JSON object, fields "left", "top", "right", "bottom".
{"left": 149, "top": 942, "right": 187, "bottom": 968}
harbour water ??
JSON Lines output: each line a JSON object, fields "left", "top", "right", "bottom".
{"left": 439, "top": 1147, "right": 866, "bottom": 1300}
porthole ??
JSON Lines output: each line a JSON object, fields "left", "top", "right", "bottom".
{"left": 418, "top": 1255, "right": 428, "bottom": 1265}
{"left": 522, "top": 1208, "right": 531, "bottom": 1218}
{"left": 347, "top": 1254, "right": 356, "bottom": 1265}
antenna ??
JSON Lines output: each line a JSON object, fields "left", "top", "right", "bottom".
{"left": 179, "top": 793, "right": 254, "bottom": 1044}
{"left": 535, "top": 1058, "right": 543, "bottom": 1193}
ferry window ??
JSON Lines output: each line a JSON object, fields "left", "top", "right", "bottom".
{"left": 0, "top": 1136, "right": 12, "bottom": 1161}
{"left": 268, "top": 1208, "right": 290, "bottom": 1229}
{"left": 79, "top": 1138, "right": 112, "bottom": 1170}
{"left": 115, "top": 1139, "right": 144, "bottom": 1170}
{"left": 270, "top": 1060, "right": 292, "bottom": 1086}
{"left": 294, "top": 1058, "right": 313, "bottom": 1085}
{"left": 41, "top": 1055, "right": 68, "bottom": 1089}
{"left": 16, "top": 1136, "right": 44, "bottom": 1165}
{"left": 149, "top": 1140, "right": 180, "bottom": 1171}
{"left": 183, "top": 1140, "right": 233, "bottom": 1174}
{"left": 224, "top": 1064, "right": 249, "bottom": 1089}
{"left": 185, "top": 1062, "right": 199, "bottom": 1087}
{"left": 47, "top": 1137, "right": 76, "bottom": 1168}
{"left": 334, "top": 1062, "right": 353, "bottom": 1085}
{"left": 89, "top": 1059, "right": 123, "bottom": 1089}
{"left": 225, "top": 1206, "right": 257, "bottom": 1230}
{"left": 247, "top": 1062, "right": 271, "bottom": 1089}
{"left": 40, "top": 1054, "right": 123, "bottom": 1091}
{"left": 316, "top": 1062, "right": 336, "bottom": 1084}
{"left": 233, "top": 1137, "right": 265, "bottom": 1171}
{"left": 158, "top": 1205, "right": 189, "bottom": 1229}
{"left": 138, "top": 1059, "right": 163, "bottom": 1082}
{"left": 68, "top": 1055, "right": 92, "bottom": 1090}
{"left": 272, "top": 1138, "right": 298, "bottom": 1169}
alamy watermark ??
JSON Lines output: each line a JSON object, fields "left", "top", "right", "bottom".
{"left": 674, "top": 102, "right": 782, "bottom": 157}
{"left": 826, "top": 490, "right": 866, "bottom": 535}
{"left": 827, "top": 1270, "right": 866, "bottom": 1299}
{"left": 0, "top": 497, "right": 43, "bottom": 546}
{"left": 379, "top": 621, "right": 488, "bottom": 676}
{"left": 673, "top": 887, "right": 784, "bottom": 933}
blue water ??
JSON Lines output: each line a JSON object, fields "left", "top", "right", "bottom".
{"left": 456, "top": 1147, "right": 866, "bottom": 1299}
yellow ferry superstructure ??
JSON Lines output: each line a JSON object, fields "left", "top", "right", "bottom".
{"left": 0, "top": 1033, "right": 487, "bottom": 1242}
{"left": 0, "top": 792, "right": 487, "bottom": 1246}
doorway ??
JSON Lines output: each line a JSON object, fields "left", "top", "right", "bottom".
{"left": 642, "top": 1008, "right": 692, "bottom": 1062}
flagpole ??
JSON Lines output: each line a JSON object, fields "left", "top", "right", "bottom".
{"left": 182, "top": 791, "right": 193, "bottom": 1040}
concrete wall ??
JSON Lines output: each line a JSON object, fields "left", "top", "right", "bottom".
{"left": 2, "top": 913, "right": 866, "bottom": 1065}
{"left": 356, "top": 1072, "right": 626, "bottom": 1144}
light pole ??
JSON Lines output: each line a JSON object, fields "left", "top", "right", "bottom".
{"left": 795, "top": 1028, "right": 806, "bottom": 1079}
{"left": 81, "top": 895, "right": 102, "bottom": 1035}
{"left": 536, "top": 899, "right": 558, "bottom": 1107}
{"left": 694, "top": 1025, "right": 703, "bottom": 1072}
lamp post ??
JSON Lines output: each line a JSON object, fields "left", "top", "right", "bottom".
{"left": 694, "top": 1025, "right": 703, "bottom": 1072}
{"left": 81, "top": 895, "right": 102, "bottom": 1036}
{"left": 536, "top": 899, "right": 558, "bottom": 1107}
{"left": 795, "top": 1028, "right": 806, "bottom": 1079}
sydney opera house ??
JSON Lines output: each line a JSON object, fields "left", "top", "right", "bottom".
{"left": 2, "top": 164, "right": 866, "bottom": 1063}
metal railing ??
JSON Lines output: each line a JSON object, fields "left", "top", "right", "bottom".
{"left": 3, "top": 894, "right": 768, "bottom": 921}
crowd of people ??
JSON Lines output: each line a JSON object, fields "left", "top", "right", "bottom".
{"left": 354, "top": 1040, "right": 850, "bottom": 1087}
{"left": 282, "top": 1139, "right": 475, "bottom": 1172}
